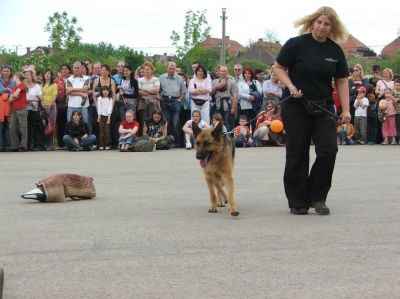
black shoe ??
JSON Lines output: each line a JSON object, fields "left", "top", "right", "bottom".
{"left": 311, "top": 202, "right": 330, "bottom": 215}
{"left": 7, "top": 148, "right": 18, "bottom": 152}
{"left": 83, "top": 147, "right": 91, "bottom": 151}
{"left": 18, "top": 147, "right": 27, "bottom": 152}
{"left": 290, "top": 207, "right": 309, "bottom": 215}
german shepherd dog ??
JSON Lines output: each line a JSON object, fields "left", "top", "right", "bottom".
{"left": 192, "top": 122, "right": 239, "bottom": 216}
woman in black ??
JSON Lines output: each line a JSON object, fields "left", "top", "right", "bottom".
{"left": 63, "top": 110, "right": 96, "bottom": 151}
{"left": 274, "top": 7, "right": 351, "bottom": 215}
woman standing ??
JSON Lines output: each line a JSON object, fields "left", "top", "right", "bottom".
{"left": 24, "top": 68, "right": 45, "bottom": 151}
{"left": 138, "top": 62, "right": 160, "bottom": 134}
{"left": 238, "top": 66, "right": 262, "bottom": 131}
{"left": 41, "top": 69, "right": 58, "bottom": 150}
{"left": 348, "top": 64, "right": 369, "bottom": 123}
{"left": 188, "top": 64, "right": 212, "bottom": 124}
{"left": 119, "top": 65, "right": 139, "bottom": 119}
{"left": 274, "top": 6, "right": 350, "bottom": 215}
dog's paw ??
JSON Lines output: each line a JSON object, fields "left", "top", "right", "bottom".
{"left": 208, "top": 208, "right": 218, "bottom": 213}
{"left": 230, "top": 211, "right": 240, "bottom": 217}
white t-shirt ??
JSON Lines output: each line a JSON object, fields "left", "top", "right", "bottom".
{"left": 67, "top": 75, "right": 90, "bottom": 108}
{"left": 26, "top": 84, "right": 42, "bottom": 111}
{"left": 185, "top": 119, "right": 208, "bottom": 129}
{"left": 354, "top": 97, "right": 369, "bottom": 117}
{"left": 97, "top": 97, "right": 113, "bottom": 116}
{"left": 138, "top": 76, "right": 160, "bottom": 90}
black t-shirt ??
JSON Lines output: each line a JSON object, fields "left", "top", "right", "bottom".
{"left": 276, "top": 33, "right": 348, "bottom": 101}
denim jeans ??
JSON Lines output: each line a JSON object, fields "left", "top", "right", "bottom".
{"left": 63, "top": 134, "right": 96, "bottom": 150}
{"left": 161, "top": 99, "right": 181, "bottom": 142}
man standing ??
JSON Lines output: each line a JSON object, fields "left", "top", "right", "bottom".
{"left": 233, "top": 63, "right": 244, "bottom": 83}
{"left": 66, "top": 61, "right": 90, "bottom": 127}
{"left": 89, "top": 61, "right": 102, "bottom": 146}
{"left": 54, "top": 64, "right": 71, "bottom": 148}
{"left": 211, "top": 66, "right": 238, "bottom": 131}
{"left": 159, "top": 62, "right": 187, "bottom": 145}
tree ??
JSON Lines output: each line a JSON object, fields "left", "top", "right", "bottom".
{"left": 44, "top": 11, "right": 83, "bottom": 50}
{"left": 170, "top": 10, "right": 211, "bottom": 59}
{"left": 264, "top": 29, "right": 279, "bottom": 43}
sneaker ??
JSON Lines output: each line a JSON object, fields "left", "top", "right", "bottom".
{"left": 311, "top": 202, "right": 330, "bottom": 215}
{"left": 99, "top": 146, "right": 104, "bottom": 150}
{"left": 290, "top": 207, "right": 309, "bottom": 215}
{"left": 359, "top": 141, "right": 365, "bottom": 145}
{"left": 391, "top": 139, "right": 397, "bottom": 145}
{"left": 185, "top": 142, "right": 192, "bottom": 150}
{"left": 382, "top": 140, "right": 388, "bottom": 145}
{"left": 105, "top": 146, "right": 110, "bottom": 150}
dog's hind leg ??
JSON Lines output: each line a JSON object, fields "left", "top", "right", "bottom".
{"left": 225, "top": 176, "right": 239, "bottom": 216}
{"left": 205, "top": 176, "right": 218, "bottom": 213}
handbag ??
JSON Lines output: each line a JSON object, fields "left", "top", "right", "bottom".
{"left": 44, "top": 121, "right": 54, "bottom": 136}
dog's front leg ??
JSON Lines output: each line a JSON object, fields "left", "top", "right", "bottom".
{"left": 205, "top": 175, "right": 218, "bottom": 213}
{"left": 226, "top": 176, "right": 239, "bottom": 216}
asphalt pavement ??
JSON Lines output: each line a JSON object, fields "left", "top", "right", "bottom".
{"left": 0, "top": 146, "right": 399, "bottom": 298}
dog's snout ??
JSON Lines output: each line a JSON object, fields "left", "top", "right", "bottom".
{"left": 196, "top": 151, "right": 207, "bottom": 160}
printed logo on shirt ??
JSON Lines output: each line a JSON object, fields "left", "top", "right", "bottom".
{"left": 325, "top": 58, "right": 338, "bottom": 63}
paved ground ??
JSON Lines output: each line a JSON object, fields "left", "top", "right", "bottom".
{"left": 0, "top": 146, "right": 399, "bottom": 299}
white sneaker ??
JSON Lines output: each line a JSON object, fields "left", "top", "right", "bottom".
{"left": 185, "top": 142, "right": 192, "bottom": 150}
{"left": 99, "top": 146, "right": 104, "bottom": 150}
{"left": 105, "top": 146, "right": 110, "bottom": 150}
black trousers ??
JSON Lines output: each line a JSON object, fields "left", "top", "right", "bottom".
{"left": 281, "top": 100, "right": 338, "bottom": 208}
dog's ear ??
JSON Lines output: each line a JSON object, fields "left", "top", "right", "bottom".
{"left": 212, "top": 121, "right": 223, "bottom": 139}
{"left": 192, "top": 121, "right": 202, "bottom": 139}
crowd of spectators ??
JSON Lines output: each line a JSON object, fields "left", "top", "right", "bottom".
{"left": 0, "top": 60, "right": 398, "bottom": 152}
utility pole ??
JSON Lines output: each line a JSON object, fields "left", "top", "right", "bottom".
{"left": 220, "top": 8, "right": 227, "bottom": 65}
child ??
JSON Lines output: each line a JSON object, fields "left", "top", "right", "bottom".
{"left": 393, "top": 79, "right": 400, "bottom": 144}
{"left": 210, "top": 112, "right": 227, "bottom": 133}
{"left": 252, "top": 99, "right": 282, "bottom": 146}
{"left": 182, "top": 110, "right": 209, "bottom": 149}
{"left": 233, "top": 115, "right": 253, "bottom": 147}
{"left": 8, "top": 72, "right": 28, "bottom": 151}
{"left": 118, "top": 110, "right": 139, "bottom": 152}
{"left": 380, "top": 88, "right": 397, "bottom": 145}
{"left": 353, "top": 86, "right": 369, "bottom": 144}
{"left": 96, "top": 86, "right": 113, "bottom": 150}
{"left": 337, "top": 122, "right": 355, "bottom": 145}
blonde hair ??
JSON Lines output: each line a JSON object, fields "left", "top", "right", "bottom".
{"left": 142, "top": 61, "right": 155, "bottom": 72}
{"left": 351, "top": 64, "right": 365, "bottom": 80}
{"left": 294, "top": 6, "right": 348, "bottom": 43}
{"left": 382, "top": 68, "right": 394, "bottom": 80}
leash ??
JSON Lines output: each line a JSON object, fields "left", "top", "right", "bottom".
{"left": 224, "top": 93, "right": 340, "bottom": 136}
{"left": 224, "top": 94, "right": 293, "bottom": 136}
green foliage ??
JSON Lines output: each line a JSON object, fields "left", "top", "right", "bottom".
{"left": 0, "top": 43, "right": 145, "bottom": 74}
{"left": 236, "top": 60, "right": 268, "bottom": 72}
{"left": 44, "top": 11, "right": 83, "bottom": 51}
{"left": 177, "top": 45, "right": 232, "bottom": 76}
{"left": 347, "top": 54, "right": 400, "bottom": 76}
{"left": 170, "top": 9, "right": 211, "bottom": 59}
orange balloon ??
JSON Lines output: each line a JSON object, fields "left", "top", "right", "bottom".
{"left": 270, "top": 119, "right": 283, "bottom": 133}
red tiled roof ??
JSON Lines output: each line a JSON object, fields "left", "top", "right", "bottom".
{"left": 340, "top": 34, "right": 370, "bottom": 57}
{"left": 201, "top": 37, "right": 245, "bottom": 57}
{"left": 381, "top": 37, "right": 400, "bottom": 57}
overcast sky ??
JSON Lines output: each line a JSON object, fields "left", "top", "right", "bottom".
{"left": 1, "top": 0, "right": 399, "bottom": 56}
